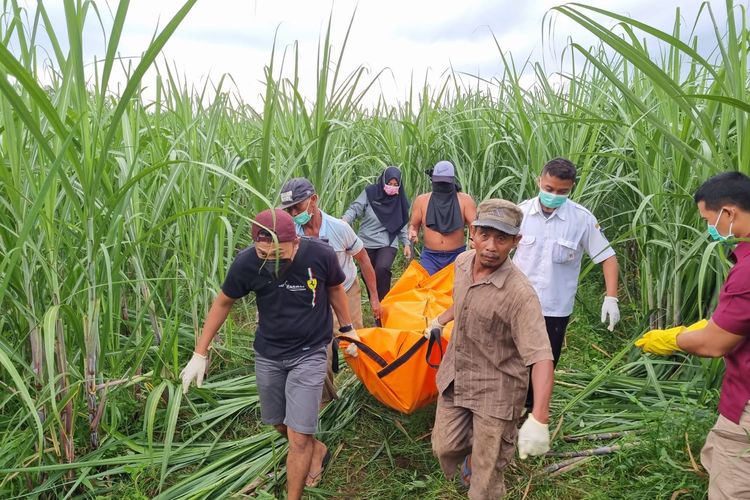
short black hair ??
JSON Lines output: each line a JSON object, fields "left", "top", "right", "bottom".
{"left": 694, "top": 171, "right": 750, "bottom": 211}
{"left": 542, "top": 157, "right": 577, "bottom": 182}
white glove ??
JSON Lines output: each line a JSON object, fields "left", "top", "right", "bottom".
{"left": 601, "top": 296, "right": 620, "bottom": 332}
{"left": 342, "top": 330, "right": 360, "bottom": 358}
{"left": 180, "top": 352, "right": 208, "bottom": 394}
{"left": 518, "top": 414, "right": 550, "bottom": 459}
{"left": 424, "top": 317, "right": 445, "bottom": 339}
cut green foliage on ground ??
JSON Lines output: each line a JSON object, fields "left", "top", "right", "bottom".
{"left": 0, "top": 0, "right": 746, "bottom": 498}
{"left": 313, "top": 277, "right": 717, "bottom": 500}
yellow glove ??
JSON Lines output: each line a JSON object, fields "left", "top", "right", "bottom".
{"left": 634, "top": 319, "right": 708, "bottom": 356}
{"left": 685, "top": 319, "right": 709, "bottom": 332}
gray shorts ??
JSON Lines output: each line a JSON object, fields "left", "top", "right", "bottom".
{"left": 254, "top": 345, "right": 327, "bottom": 435}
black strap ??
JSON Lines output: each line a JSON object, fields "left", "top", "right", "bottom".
{"left": 377, "top": 336, "right": 427, "bottom": 378}
{"left": 338, "top": 331, "right": 445, "bottom": 378}
{"left": 425, "top": 329, "right": 444, "bottom": 369}
{"left": 331, "top": 338, "right": 340, "bottom": 373}
{"left": 336, "top": 336, "right": 388, "bottom": 367}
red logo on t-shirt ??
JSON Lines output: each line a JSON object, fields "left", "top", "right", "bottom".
{"left": 306, "top": 268, "right": 317, "bottom": 307}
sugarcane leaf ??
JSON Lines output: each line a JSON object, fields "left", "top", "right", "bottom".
{"left": 145, "top": 380, "right": 169, "bottom": 459}
{"left": 0, "top": 343, "right": 45, "bottom": 456}
{"left": 159, "top": 382, "right": 182, "bottom": 490}
{"left": 42, "top": 305, "right": 64, "bottom": 431}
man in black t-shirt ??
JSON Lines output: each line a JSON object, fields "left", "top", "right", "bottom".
{"left": 180, "top": 208, "right": 360, "bottom": 499}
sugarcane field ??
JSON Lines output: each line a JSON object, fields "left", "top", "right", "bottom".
{"left": 2, "top": 0, "right": 750, "bottom": 498}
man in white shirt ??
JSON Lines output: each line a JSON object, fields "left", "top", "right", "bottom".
{"left": 512, "top": 158, "right": 620, "bottom": 409}
{"left": 280, "top": 177, "right": 381, "bottom": 403}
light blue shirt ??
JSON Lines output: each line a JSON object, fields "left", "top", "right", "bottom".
{"left": 296, "top": 211, "right": 364, "bottom": 291}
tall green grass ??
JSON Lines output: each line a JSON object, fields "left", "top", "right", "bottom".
{"left": 0, "top": 0, "right": 747, "bottom": 496}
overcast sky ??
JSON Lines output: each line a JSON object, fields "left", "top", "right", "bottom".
{"left": 16, "top": 0, "right": 747, "bottom": 108}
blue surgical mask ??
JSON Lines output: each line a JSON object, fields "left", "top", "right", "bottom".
{"left": 539, "top": 189, "right": 568, "bottom": 209}
{"left": 293, "top": 200, "right": 313, "bottom": 226}
{"left": 707, "top": 208, "right": 734, "bottom": 242}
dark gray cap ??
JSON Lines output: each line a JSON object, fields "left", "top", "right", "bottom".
{"left": 279, "top": 177, "right": 316, "bottom": 209}
{"left": 472, "top": 199, "right": 523, "bottom": 235}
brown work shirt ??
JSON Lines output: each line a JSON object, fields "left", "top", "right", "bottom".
{"left": 436, "top": 250, "right": 553, "bottom": 420}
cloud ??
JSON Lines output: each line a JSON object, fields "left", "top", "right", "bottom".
{"left": 397, "top": 1, "right": 538, "bottom": 43}
{"left": 14, "top": 0, "right": 750, "bottom": 108}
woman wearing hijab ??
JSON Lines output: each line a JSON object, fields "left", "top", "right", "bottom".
{"left": 343, "top": 166, "right": 411, "bottom": 300}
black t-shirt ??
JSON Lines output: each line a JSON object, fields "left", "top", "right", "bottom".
{"left": 221, "top": 237, "right": 345, "bottom": 360}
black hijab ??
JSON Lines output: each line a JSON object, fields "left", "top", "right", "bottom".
{"left": 425, "top": 181, "right": 462, "bottom": 234}
{"left": 365, "top": 166, "right": 410, "bottom": 243}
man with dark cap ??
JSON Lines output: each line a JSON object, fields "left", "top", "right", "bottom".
{"left": 180, "top": 208, "right": 359, "bottom": 498}
{"left": 426, "top": 199, "right": 554, "bottom": 499}
{"left": 279, "top": 177, "right": 381, "bottom": 403}
{"left": 408, "top": 160, "right": 477, "bottom": 275}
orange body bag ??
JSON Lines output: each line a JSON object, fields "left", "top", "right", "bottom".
{"left": 338, "top": 260, "right": 454, "bottom": 414}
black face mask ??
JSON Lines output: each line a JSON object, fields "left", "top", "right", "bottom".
{"left": 425, "top": 181, "right": 462, "bottom": 234}
{"left": 260, "top": 257, "right": 292, "bottom": 277}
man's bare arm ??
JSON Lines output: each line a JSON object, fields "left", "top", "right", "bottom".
{"left": 677, "top": 320, "right": 745, "bottom": 357}
{"left": 530, "top": 360, "right": 554, "bottom": 424}
{"left": 328, "top": 284, "right": 352, "bottom": 330}
{"left": 195, "top": 291, "right": 236, "bottom": 355}
{"left": 461, "top": 193, "right": 477, "bottom": 225}
{"left": 408, "top": 195, "right": 425, "bottom": 243}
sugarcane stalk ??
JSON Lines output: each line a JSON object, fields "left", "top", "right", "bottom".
{"left": 563, "top": 430, "right": 637, "bottom": 442}
{"left": 84, "top": 298, "right": 101, "bottom": 449}
{"left": 645, "top": 255, "right": 657, "bottom": 329}
{"left": 545, "top": 442, "right": 639, "bottom": 458}
{"left": 121, "top": 294, "right": 142, "bottom": 400}
{"left": 132, "top": 254, "right": 162, "bottom": 346}
{"left": 53, "top": 293, "right": 74, "bottom": 467}
{"left": 131, "top": 260, "right": 161, "bottom": 405}
{"left": 542, "top": 456, "right": 592, "bottom": 475}
{"left": 26, "top": 272, "right": 46, "bottom": 425}
{"left": 28, "top": 295, "right": 45, "bottom": 485}
{"left": 142, "top": 283, "right": 162, "bottom": 345}
{"left": 29, "top": 325, "right": 45, "bottom": 421}
{"left": 92, "top": 384, "right": 109, "bottom": 437}
{"left": 94, "top": 373, "right": 151, "bottom": 391}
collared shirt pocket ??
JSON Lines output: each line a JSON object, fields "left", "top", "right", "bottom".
{"left": 512, "top": 234, "right": 536, "bottom": 265}
{"left": 552, "top": 238, "right": 581, "bottom": 264}
{"left": 519, "top": 235, "right": 536, "bottom": 247}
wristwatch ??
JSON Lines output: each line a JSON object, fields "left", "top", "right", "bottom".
{"left": 338, "top": 324, "right": 354, "bottom": 334}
